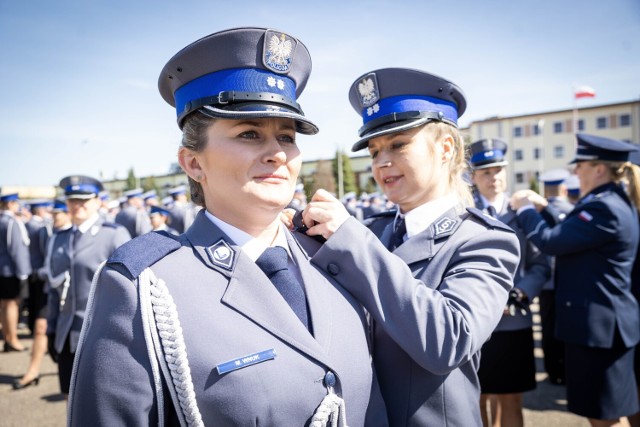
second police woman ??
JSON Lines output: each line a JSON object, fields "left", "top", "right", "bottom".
{"left": 302, "top": 68, "right": 520, "bottom": 426}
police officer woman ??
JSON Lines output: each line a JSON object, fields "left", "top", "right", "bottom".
{"left": 46, "top": 176, "right": 130, "bottom": 398}
{"left": 302, "top": 68, "right": 520, "bottom": 426}
{"left": 470, "top": 138, "right": 551, "bottom": 427}
{"left": 68, "top": 28, "right": 386, "bottom": 427}
{"left": 0, "top": 193, "right": 31, "bottom": 352}
{"left": 511, "top": 134, "right": 640, "bottom": 427}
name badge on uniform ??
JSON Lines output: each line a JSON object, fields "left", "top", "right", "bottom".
{"left": 216, "top": 348, "right": 277, "bottom": 375}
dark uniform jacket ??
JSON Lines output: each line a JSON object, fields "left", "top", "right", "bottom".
{"left": 517, "top": 182, "right": 640, "bottom": 348}
{"left": 68, "top": 210, "right": 387, "bottom": 426}
{"left": 313, "top": 208, "right": 520, "bottom": 426}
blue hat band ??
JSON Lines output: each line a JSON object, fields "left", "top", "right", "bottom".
{"left": 471, "top": 150, "right": 505, "bottom": 165}
{"left": 65, "top": 184, "right": 100, "bottom": 195}
{"left": 0, "top": 193, "right": 19, "bottom": 202}
{"left": 574, "top": 145, "right": 630, "bottom": 162}
{"left": 174, "top": 68, "right": 297, "bottom": 118}
{"left": 361, "top": 95, "right": 458, "bottom": 126}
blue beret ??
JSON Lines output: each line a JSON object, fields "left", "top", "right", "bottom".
{"left": 59, "top": 175, "right": 103, "bottom": 199}
{"left": 469, "top": 138, "right": 509, "bottom": 170}
{"left": 142, "top": 190, "right": 157, "bottom": 200}
{"left": 539, "top": 168, "right": 570, "bottom": 186}
{"left": 158, "top": 27, "right": 318, "bottom": 135}
{"left": 124, "top": 188, "right": 144, "bottom": 198}
{"left": 349, "top": 68, "right": 466, "bottom": 151}
{"left": 150, "top": 205, "right": 171, "bottom": 217}
{"left": 0, "top": 193, "right": 20, "bottom": 202}
{"left": 28, "top": 199, "right": 53, "bottom": 209}
{"left": 570, "top": 133, "right": 638, "bottom": 164}
{"left": 564, "top": 174, "right": 580, "bottom": 195}
{"left": 168, "top": 185, "right": 186, "bottom": 196}
{"left": 52, "top": 199, "right": 68, "bottom": 213}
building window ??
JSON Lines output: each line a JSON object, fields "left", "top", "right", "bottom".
{"left": 533, "top": 147, "right": 542, "bottom": 159}
{"left": 554, "top": 145, "right": 564, "bottom": 158}
{"left": 513, "top": 126, "right": 522, "bottom": 137}
{"left": 553, "top": 122, "right": 563, "bottom": 133}
{"left": 533, "top": 124, "right": 541, "bottom": 135}
{"left": 514, "top": 149, "right": 523, "bottom": 161}
{"left": 515, "top": 173, "right": 524, "bottom": 184}
{"left": 620, "top": 114, "right": 631, "bottom": 127}
{"left": 578, "top": 119, "right": 585, "bottom": 131}
{"left": 596, "top": 117, "right": 608, "bottom": 129}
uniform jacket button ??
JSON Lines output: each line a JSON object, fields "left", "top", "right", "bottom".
{"left": 324, "top": 371, "right": 336, "bottom": 388}
{"left": 327, "top": 263, "right": 340, "bottom": 276}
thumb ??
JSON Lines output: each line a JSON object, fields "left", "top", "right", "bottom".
{"left": 311, "top": 188, "right": 337, "bottom": 202}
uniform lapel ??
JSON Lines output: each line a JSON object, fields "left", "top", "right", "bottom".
{"left": 185, "top": 212, "right": 331, "bottom": 366}
{"left": 73, "top": 217, "right": 103, "bottom": 255}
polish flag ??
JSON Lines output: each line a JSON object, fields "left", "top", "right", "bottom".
{"left": 574, "top": 85, "right": 596, "bottom": 99}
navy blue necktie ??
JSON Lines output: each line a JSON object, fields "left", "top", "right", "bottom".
{"left": 487, "top": 205, "right": 498, "bottom": 218}
{"left": 256, "top": 247, "right": 311, "bottom": 331}
{"left": 388, "top": 217, "right": 406, "bottom": 251}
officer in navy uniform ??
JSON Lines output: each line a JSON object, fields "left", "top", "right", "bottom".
{"left": 565, "top": 174, "right": 581, "bottom": 205}
{"left": 68, "top": 28, "right": 387, "bottom": 426}
{"left": 46, "top": 176, "right": 130, "bottom": 397}
{"left": 511, "top": 133, "right": 640, "bottom": 425}
{"left": 148, "top": 205, "right": 179, "bottom": 236}
{"left": 114, "top": 188, "right": 152, "bottom": 238}
{"left": 166, "top": 185, "right": 196, "bottom": 233}
{"left": 0, "top": 193, "right": 32, "bottom": 352}
{"left": 301, "top": 68, "right": 520, "bottom": 426}
{"left": 465, "top": 138, "right": 550, "bottom": 426}
{"left": 538, "top": 168, "right": 575, "bottom": 385}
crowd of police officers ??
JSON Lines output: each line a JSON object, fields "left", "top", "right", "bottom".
{"left": 0, "top": 142, "right": 639, "bottom": 426}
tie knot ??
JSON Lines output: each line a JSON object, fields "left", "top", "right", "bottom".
{"left": 255, "top": 246, "right": 289, "bottom": 277}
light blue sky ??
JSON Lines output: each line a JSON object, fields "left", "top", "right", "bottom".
{"left": 1, "top": 0, "right": 639, "bottom": 187}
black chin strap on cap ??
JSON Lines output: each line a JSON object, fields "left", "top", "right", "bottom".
{"left": 358, "top": 111, "right": 451, "bottom": 137}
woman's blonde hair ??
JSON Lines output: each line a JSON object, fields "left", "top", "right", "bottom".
{"left": 428, "top": 121, "right": 474, "bottom": 207}
{"left": 180, "top": 111, "right": 217, "bottom": 209}
{"left": 596, "top": 160, "right": 640, "bottom": 210}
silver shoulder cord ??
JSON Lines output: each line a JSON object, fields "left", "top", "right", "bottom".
{"left": 67, "top": 263, "right": 203, "bottom": 427}
{"left": 139, "top": 267, "right": 204, "bottom": 427}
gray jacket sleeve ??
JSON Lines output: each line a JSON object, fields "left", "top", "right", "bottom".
{"left": 313, "top": 217, "right": 519, "bottom": 375}
{"left": 68, "top": 265, "right": 158, "bottom": 426}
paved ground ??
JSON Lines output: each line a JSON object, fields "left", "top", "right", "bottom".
{"left": 0, "top": 313, "right": 590, "bottom": 426}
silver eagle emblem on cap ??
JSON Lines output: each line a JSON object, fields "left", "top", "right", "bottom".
{"left": 263, "top": 30, "right": 297, "bottom": 74}
{"left": 358, "top": 73, "right": 380, "bottom": 108}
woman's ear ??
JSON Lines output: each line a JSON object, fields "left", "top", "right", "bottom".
{"left": 440, "top": 134, "right": 455, "bottom": 162}
{"left": 178, "top": 147, "right": 204, "bottom": 182}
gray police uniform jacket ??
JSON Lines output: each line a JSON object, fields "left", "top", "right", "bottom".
{"left": 0, "top": 211, "right": 31, "bottom": 279}
{"left": 115, "top": 205, "right": 152, "bottom": 238}
{"left": 46, "top": 217, "right": 130, "bottom": 353}
{"left": 312, "top": 208, "right": 520, "bottom": 427}
{"left": 168, "top": 202, "right": 196, "bottom": 233}
{"left": 26, "top": 216, "right": 51, "bottom": 272}
{"left": 477, "top": 199, "right": 551, "bottom": 332}
{"left": 68, "top": 211, "right": 387, "bottom": 427}
{"left": 517, "top": 182, "right": 640, "bottom": 348}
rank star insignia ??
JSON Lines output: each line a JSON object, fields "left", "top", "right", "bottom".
{"left": 206, "top": 239, "right": 235, "bottom": 270}
{"left": 434, "top": 217, "right": 458, "bottom": 237}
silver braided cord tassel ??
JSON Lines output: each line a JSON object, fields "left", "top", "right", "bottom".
{"left": 141, "top": 268, "right": 204, "bottom": 427}
{"left": 310, "top": 389, "right": 348, "bottom": 427}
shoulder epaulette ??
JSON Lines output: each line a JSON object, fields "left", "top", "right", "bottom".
{"left": 101, "top": 221, "right": 122, "bottom": 229}
{"left": 465, "top": 207, "right": 515, "bottom": 233}
{"left": 108, "top": 230, "right": 181, "bottom": 279}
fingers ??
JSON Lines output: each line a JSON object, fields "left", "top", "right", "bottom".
{"left": 300, "top": 189, "right": 351, "bottom": 240}
{"left": 279, "top": 209, "right": 296, "bottom": 230}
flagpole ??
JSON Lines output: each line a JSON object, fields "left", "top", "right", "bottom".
{"left": 572, "top": 83, "right": 578, "bottom": 135}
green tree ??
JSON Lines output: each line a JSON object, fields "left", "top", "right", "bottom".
{"left": 142, "top": 175, "right": 159, "bottom": 193}
{"left": 126, "top": 167, "right": 137, "bottom": 190}
{"left": 529, "top": 176, "right": 540, "bottom": 194}
{"left": 310, "top": 159, "right": 336, "bottom": 195}
{"left": 332, "top": 150, "right": 357, "bottom": 199}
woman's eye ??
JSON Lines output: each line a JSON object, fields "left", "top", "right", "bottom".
{"left": 278, "top": 134, "right": 296, "bottom": 144}
{"left": 239, "top": 131, "right": 258, "bottom": 139}
{"left": 391, "top": 142, "right": 406, "bottom": 150}
{"left": 369, "top": 150, "right": 378, "bottom": 159}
